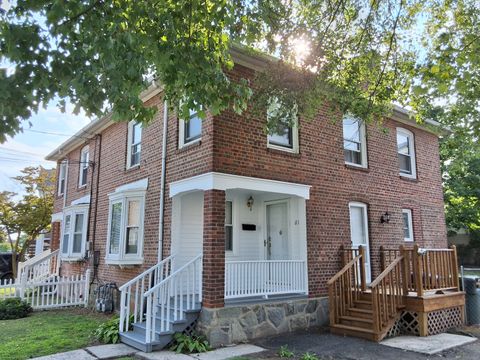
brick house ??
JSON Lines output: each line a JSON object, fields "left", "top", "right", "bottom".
{"left": 45, "top": 48, "right": 451, "bottom": 350}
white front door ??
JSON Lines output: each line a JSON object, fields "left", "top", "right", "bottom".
{"left": 266, "top": 202, "right": 289, "bottom": 260}
{"left": 349, "top": 202, "right": 371, "bottom": 283}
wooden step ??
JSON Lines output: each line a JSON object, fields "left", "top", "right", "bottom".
{"left": 339, "top": 315, "right": 373, "bottom": 329}
{"left": 347, "top": 307, "right": 373, "bottom": 319}
{"left": 330, "top": 324, "right": 375, "bottom": 341}
{"left": 353, "top": 299, "right": 372, "bottom": 310}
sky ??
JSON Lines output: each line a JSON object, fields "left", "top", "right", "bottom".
{"left": 0, "top": 102, "right": 90, "bottom": 193}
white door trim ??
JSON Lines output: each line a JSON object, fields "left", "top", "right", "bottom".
{"left": 348, "top": 201, "right": 371, "bottom": 283}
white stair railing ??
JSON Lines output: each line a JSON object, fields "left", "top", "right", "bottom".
{"left": 119, "top": 254, "right": 174, "bottom": 333}
{"left": 17, "top": 249, "right": 60, "bottom": 285}
{"left": 143, "top": 254, "right": 203, "bottom": 344}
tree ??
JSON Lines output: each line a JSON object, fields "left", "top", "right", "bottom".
{"left": 1, "top": 1, "right": 478, "bottom": 142}
{"left": 0, "top": 167, "right": 55, "bottom": 277}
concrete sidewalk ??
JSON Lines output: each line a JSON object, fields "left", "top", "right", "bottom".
{"left": 33, "top": 343, "right": 265, "bottom": 360}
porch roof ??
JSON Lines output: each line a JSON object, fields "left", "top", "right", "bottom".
{"left": 169, "top": 172, "right": 311, "bottom": 199}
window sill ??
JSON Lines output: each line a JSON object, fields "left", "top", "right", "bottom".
{"left": 125, "top": 164, "right": 141, "bottom": 173}
{"left": 399, "top": 175, "right": 418, "bottom": 183}
{"left": 177, "top": 139, "right": 202, "bottom": 153}
{"left": 61, "top": 256, "right": 85, "bottom": 262}
{"left": 267, "top": 146, "right": 300, "bottom": 157}
{"left": 345, "top": 163, "right": 369, "bottom": 172}
{"left": 105, "top": 258, "right": 144, "bottom": 266}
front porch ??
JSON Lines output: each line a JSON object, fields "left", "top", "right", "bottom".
{"left": 170, "top": 172, "right": 311, "bottom": 304}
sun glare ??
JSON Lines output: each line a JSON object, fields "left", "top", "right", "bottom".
{"left": 290, "top": 37, "right": 311, "bottom": 66}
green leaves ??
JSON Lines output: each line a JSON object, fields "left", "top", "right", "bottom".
{"left": 170, "top": 332, "right": 211, "bottom": 354}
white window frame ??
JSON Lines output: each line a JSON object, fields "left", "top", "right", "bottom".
{"left": 126, "top": 121, "right": 142, "bottom": 169}
{"left": 105, "top": 189, "right": 146, "bottom": 265}
{"left": 58, "top": 160, "right": 67, "bottom": 196}
{"left": 343, "top": 115, "right": 368, "bottom": 168}
{"left": 78, "top": 146, "right": 89, "bottom": 188}
{"left": 266, "top": 98, "right": 299, "bottom": 153}
{"left": 60, "top": 204, "right": 89, "bottom": 261}
{"left": 396, "top": 128, "right": 417, "bottom": 179}
{"left": 225, "top": 200, "right": 233, "bottom": 252}
{"left": 179, "top": 108, "right": 202, "bottom": 148}
{"left": 402, "top": 209, "right": 414, "bottom": 242}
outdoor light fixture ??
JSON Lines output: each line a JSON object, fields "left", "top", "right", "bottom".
{"left": 380, "top": 211, "right": 391, "bottom": 224}
{"left": 247, "top": 196, "right": 254, "bottom": 211}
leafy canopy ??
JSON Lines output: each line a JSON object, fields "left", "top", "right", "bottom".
{"left": 1, "top": 0, "right": 479, "bottom": 141}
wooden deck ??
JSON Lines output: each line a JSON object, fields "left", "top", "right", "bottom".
{"left": 328, "top": 245, "right": 465, "bottom": 341}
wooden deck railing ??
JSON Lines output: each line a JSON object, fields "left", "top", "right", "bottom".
{"left": 328, "top": 246, "right": 366, "bottom": 326}
{"left": 379, "top": 245, "right": 460, "bottom": 296}
{"left": 370, "top": 256, "right": 406, "bottom": 334}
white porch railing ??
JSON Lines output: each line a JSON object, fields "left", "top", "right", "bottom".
{"left": 143, "top": 254, "right": 202, "bottom": 344}
{"left": 119, "top": 254, "right": 174, "bottom": 333}
{"left": 17, "top": 249, "right": 60, "bottom": 284}
{"left": 225, "top": 260, "right": 308, "bottom": 299}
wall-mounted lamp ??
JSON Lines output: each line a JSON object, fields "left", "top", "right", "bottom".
{"left": 380, "top": 211, "right": 391, "bottom": 224}
{"left": 247, "top": 196, "right": 254, "bottom": 211}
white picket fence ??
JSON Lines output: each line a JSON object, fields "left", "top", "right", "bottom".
{"left": 0, "top": 270, "right": 90, "bottom": 310}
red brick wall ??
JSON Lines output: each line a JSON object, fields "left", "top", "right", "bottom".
{"left": 211, "top": 64, "right": 447, "bottom": 297}
{"left": 51, "top": 63, "right": 447, "bottom": 299}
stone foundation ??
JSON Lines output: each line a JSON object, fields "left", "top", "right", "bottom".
{"left": 196, "top": 297, "right": 329, "bottom": 347}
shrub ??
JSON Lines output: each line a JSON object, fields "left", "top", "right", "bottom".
{"left": 170, "top": 333, "right": 211, "bottom": 354}
{"left": 0, "top": 297, "right": 32, "bottom": 320}
{"left": 300, "top": 352, "right": 319, "bottom": 360}
{"left": 94, "top": 315, "right": 133, "bottom": 344}
{"left": 279, "top": 345, "right": 294, "bottom": 358}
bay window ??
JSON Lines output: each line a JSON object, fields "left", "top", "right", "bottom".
{"left": 106, "top": 188, "right": 146, "bottom": 265}
{"left": 61, "top": 204, "right": 89, "bottom": 260}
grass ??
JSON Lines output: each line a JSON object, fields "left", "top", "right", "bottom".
{"left": 0, "top": 308, "right": 112, "bottom": 360}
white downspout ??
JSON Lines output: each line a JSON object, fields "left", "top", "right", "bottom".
{"left": 158, "top": 99, "right": 168, "bottom": 263}
{"left": 63, "top": 160, "right": 69, "bottom": 209}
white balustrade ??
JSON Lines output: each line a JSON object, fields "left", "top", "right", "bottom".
{"left": 143, "top": 254, "right": 202, "bottom": 344}
{"left": 225, "top": 260, "right": 308, "bottom": 299}
{"left": 119, "top": 254, "right": 174, "bottom": 333}
{"left": 17, "top": 249, "right": 60, "bottom": 284}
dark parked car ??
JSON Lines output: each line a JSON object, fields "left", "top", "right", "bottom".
{"left": 0, "top": 253, "right": 14, "bottom": 281}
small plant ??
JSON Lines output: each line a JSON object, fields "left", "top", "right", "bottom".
{"left": 170, "top": 332, "right": 211, "bottom": 354}
{"left": 278, "top": 345, "right": 294, "bottom": 358}
{"left": 94, "top": 315, "right": 133, "bottom": 344}
{"left": 301, "top": 352, "right": 319, "bottom": 360}
{"left": 0, "top": 297, "right": 32, "bottom": 320}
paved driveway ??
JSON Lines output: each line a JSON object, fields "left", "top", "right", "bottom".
{"left": 253, "top": 327, "right": 480, "bottom": 360}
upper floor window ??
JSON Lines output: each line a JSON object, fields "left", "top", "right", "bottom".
{"left": 267, "top": 97, "right": 299, "bottom": 153}
{"left": 127, "top": 121, "right": 142, "bottom": 168}
{"left": 396, "top": 128, "right": 416, "bottom": 178}
{"left": 58, "top": 161, "right": 67, "bottom": 196}
{"left": 225, "top": 200, "right": 233, "bottom": 251}
{"left": 78, "top": 146, "right": 89, "bottom": 187}
{"left": 179, "top": 108, "right": 202, "bottom": 148}
{"left": 106, "top": 187, "right": 146, "bottom": 265}
{"left": 402, "top": 209, "right": 414, "bottom": 242}
{"left": 61, "top": 204, "right": 89, "bottom": 260}
{"left": 343, "top": 115, "right": 367, "bottom": 167}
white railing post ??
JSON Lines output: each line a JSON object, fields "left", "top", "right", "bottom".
{"left": 84, "top": 269, "right": 91, "bottom": 307}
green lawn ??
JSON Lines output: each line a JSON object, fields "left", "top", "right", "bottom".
{"left": 0, "top": 309, "right": 112, "bottom": 360}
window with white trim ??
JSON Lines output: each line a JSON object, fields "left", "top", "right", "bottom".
{"left": 179, "top": 108, "right": 202, "bottom": 148}
{"left": 78, "top": 146, "right": 89, "bottom": 187}
{"left": 343, "top": 115, "right": 367, "bottom": 167}
{"left": 225, "top": 200, "right": 233, "bottom": 251}
{"left": 106, "top": 189, "right": 146, "bottom": 265}
{"left": 127, "top": 121, "right": 142, "bottom": 168}
{"left": 58, "top": 161, "right": 67, "bottom": 196}
{"left": 61, "top": 204, "right": 89, "bottom": 260}
{"left": 267, "top": 97, "right": 299, "bottom": 152}
{"left": 397, "top": 128, "right": 416, "bottom": 178}
{"left": 402, "top": 209, "right": 414, "bottom": 242}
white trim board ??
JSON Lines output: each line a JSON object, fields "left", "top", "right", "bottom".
{"left": 169, "top": 172, "right": 311, "bottom": 199}
{"left": 71, "top": 195, "right": 91, "bottom": 206}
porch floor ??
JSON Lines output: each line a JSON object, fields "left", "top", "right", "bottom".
{"left": 225, "top": 293, "right": 308, "bottom": 307}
